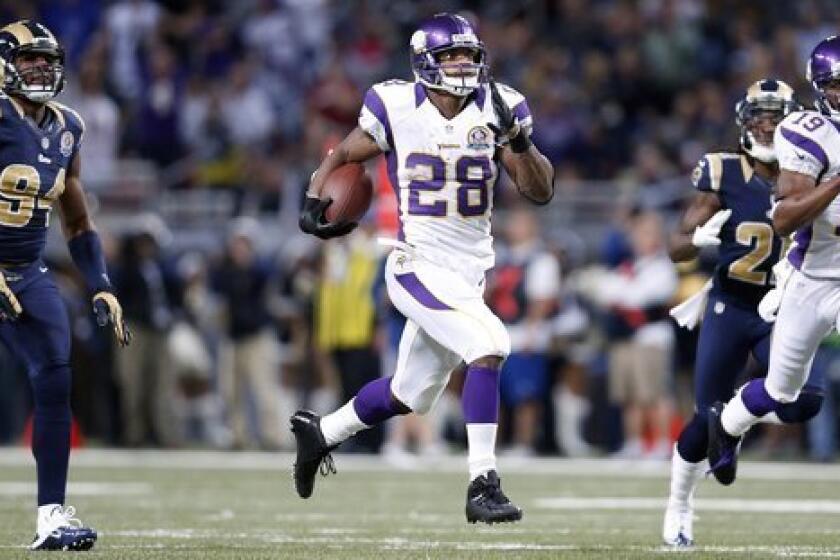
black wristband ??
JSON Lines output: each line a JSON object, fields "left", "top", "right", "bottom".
{"left": 509, "top": 133, "right": 531, "bottom": 154}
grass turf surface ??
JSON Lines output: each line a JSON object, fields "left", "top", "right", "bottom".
{"left": 0, "top": 451, "right": 839, "bottom": 558}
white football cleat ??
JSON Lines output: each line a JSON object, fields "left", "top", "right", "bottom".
{"left": 662, "top": 503, "right": 694, "bottom": 548}
{"left": 30, "top": 505, "right": 97, "bottom": 551}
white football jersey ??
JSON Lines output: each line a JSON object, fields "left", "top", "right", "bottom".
{"left": 775, "top": 110, "right": 840, "bottom": 278}
{"left": 358, "top": 80, "right": 533, "bottom": 272}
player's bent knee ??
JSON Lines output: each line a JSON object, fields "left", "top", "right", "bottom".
{"left": 777, "top": 390, "right": 824, "bottom": 423}
{"left": 469, "top": 355, "right": 504, "bottom": 370}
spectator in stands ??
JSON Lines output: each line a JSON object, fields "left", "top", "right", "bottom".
{"left": 113, "top": 216, "right": 179, "bottom": 447}
{"left": 212, "top": 219, "right": 283, "bottom": 450}
{"left": 489, "top": 207, "right": 561, "bottom": 456}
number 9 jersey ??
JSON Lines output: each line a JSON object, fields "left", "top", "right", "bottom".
{"left": 359, "top": 80, "right": 533, "bottom": 272}
{"left": 0, "top": 92, "right": 84, "bottom": 264}
{"left": 775, "top": 109, "right": 840, "bottom": 278}
{"left": 691, "top": 151, "right": 782, "bottom": 308}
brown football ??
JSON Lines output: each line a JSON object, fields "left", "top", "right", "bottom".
{"left": 322, "top": 163, "right": 374, "bottom": 224}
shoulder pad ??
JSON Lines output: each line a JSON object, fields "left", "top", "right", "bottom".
{"left": 692, "top": 152, "right": 744, "bottom": 192}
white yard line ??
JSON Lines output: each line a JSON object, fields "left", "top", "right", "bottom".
{"left": 535, "top": 496, "right": 840, "bottom": 513}
{"left": 0, "top": 481, "right": 152, "bottom": 496}
{"left": 1, "top": 448, "right": 839, "bottom": 482}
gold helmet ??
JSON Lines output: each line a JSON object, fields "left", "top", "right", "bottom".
{"left": 0, "top": 20, "right": 65, "bottom": 103}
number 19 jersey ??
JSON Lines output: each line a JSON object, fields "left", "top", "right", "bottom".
{"left": 359, "top": 80, "right": 532, "bottom": 272}
{"left": 775, "top": 110, "right": 840, "bottom": 279}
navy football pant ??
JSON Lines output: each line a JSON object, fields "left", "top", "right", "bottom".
{"left": 0, "top": 261, "right": 72, "bottom": 506}
{"left": 677, "top": 292, "right": 823, "bottom": 463}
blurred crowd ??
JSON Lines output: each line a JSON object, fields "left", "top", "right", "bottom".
{"left": 1, "top": 0, "right": 840, "bottom": 461}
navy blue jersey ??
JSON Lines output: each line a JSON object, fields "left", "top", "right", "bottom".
{"left": 0, "top": 94, "right": 84, "bottom": 264}
{"left": 691, "top": 152, "right": 781, "bottom": 308}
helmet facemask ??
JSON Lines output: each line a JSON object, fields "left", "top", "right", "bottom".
{"left": 411, "top": 31, "right": 487, "bottom": 97}
{"left": 736, "top": 94, "right": 798, "bottom": 164}
{"left": 3, "top": 41, "right": 65, "bottom": 103}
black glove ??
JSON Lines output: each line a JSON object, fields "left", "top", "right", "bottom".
{"left": 93, "top": 291, "right": 131, "bottom": 347}
{"left": 487, "top": 79, "right": 531, "bottom": 153}
{"left": 299, "top": 195, "right": 358, "bottom": 240}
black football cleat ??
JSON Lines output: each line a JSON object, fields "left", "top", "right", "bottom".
{"left": 465, "top": 470, "right": 523, "bottom": 524}
{"left": 707, "top": 401, "right": 742, "bottom": 486}
{"left": 290, "top": 410, "right": 337, "bottom": 499}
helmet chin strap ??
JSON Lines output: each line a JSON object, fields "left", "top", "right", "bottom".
{"left": 743, "top": 131, "right": 777, "bottom": 163}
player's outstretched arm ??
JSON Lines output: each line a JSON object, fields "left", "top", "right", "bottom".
{"left": 488, "top": 81, "right": 554, "bottom": 205}
{"left": 300, "top": 127, "right": 382, "bottom": 239}
{"left": 772, "top": 170, "right": 840, "bottom": 236}
{"left": 668, "top": 191, "right": 724, "bottom": 262}
{"left": 58, "top": 155, "right": 131, "bottom": 346}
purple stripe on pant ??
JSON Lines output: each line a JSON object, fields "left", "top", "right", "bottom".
{"left": 395, "top": 272, "right": 451, "bottom": 310}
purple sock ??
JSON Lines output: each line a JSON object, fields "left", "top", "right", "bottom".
{"left": 353, "top": 377, "right": 405, "bottom": 426}
{"left": 462, "top": 365, "right": 500, "bottom": 424}
{"left": 741, "top": 379, "right": 782, "bottom": 417}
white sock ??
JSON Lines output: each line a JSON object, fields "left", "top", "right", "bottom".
{"left": 320, "top": 399, "right": 369, "bottom": 447}
{"left": 467, "top": 423, "right": 497, "bottom": 480}
{"left": 37, "top": 504, "right": 61, "bottom": 533}
{"left": 667, "top": 445, "right": 704, "bottom": 509}
{"left": 721, "top": 393, "right": 760, "bottom": 437}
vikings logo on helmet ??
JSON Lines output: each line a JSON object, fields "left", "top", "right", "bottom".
{"left": 0, "top": 20, "right": 65, "bottom": 104}
{"left": 410, "top": 13, "right": 487, "bottom": 97}
{"left": 807, "top": 35, "right": 840, "bottom": 118}
{"left": 735, "top": 79, "right": 800, "bottom": 164}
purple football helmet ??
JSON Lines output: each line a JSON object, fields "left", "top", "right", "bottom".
{"left": 807, "top": 35, "right": 840, "bottom": 118}
{"left": 410, "top": 13, "right": 487, "bottom": 97}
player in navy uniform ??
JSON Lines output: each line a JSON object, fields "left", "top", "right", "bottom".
{"left": 0, "top": 21, "right": 130, "bottom": 551}
{"left": 663, "top": 80, "right": 823, "bottom": 547}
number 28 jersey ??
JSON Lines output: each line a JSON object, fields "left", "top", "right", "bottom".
{"left": 0, "top": 93, "right": 84, "bottom": 264}
{"left": 775, "top": 110, "right": 840, "bottom": 279}
{"left": 692, "top": 151, "right": 781, "bottom": 308}
{"left": 359, "top": 80, "right": 533, "bottom": 272}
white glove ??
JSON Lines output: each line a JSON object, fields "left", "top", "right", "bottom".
{"left": 692, "top": 209, "right": 732, "bottom": 248}
{"left": 758, "top": 259, "right": 794, "bottom": 323}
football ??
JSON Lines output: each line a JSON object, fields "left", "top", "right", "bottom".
{"left": 322, "top": 163, "right": 374, "bottom": 224}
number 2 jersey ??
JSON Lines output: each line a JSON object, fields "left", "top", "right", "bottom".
{"left": 358, "top": 80, "right": 533, "bottom": 272}
{"left": 0, "top": 92, "right": 84, "bottom": 264}
{"left": 692, "top": 151, "right": 782, "bottom": 308}
{"left": 774, "top": 109, "right": 840, "bottom": 279}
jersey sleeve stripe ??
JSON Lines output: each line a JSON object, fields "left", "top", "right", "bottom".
{"left": 787, "top": 224, "right": 813, "bottom": 270}
{"left": 779, "top": 126, "right": 828, "bottom": 170}
{"left": 707, "top": 153, "right": 723, "bottom": 191}
{"left": 512, "top": 100, "right": 531, "bottom": 122}
{"left": 363, "top": 88, "right": 393, "bottom": 150}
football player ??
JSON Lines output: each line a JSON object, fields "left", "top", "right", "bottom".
{"left": 664, "top": 79, "right": 824, "bottom": 547}
{"left": 294, "top": 13, "right": 553, "bottom": 523}
{"left": 708, "top": 34, "right": 840, "bottom": 493}
{"left": 0, "top": 21, "right": 130, "bottom": 550}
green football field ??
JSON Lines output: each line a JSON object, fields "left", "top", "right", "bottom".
{"left": 1, "top": 450, "right": 840, "bottom": 559}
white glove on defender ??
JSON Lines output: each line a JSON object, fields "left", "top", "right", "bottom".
{"left": 758, "top": 259, "right": 794, "bottom": 323}
{"left": 692, "top": 209, "right": 732, "bottom": 248}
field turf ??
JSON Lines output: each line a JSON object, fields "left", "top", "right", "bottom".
{"left": 1, "top": 450, "right": 839, "bottom": 558}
